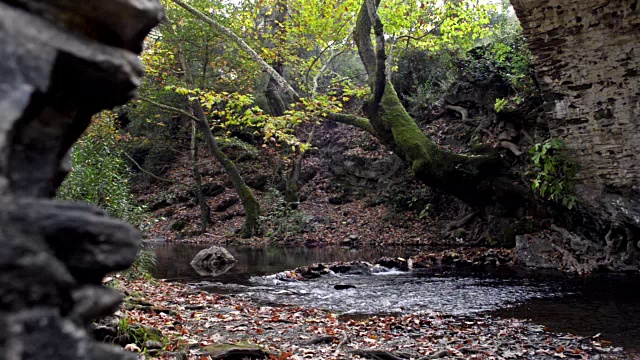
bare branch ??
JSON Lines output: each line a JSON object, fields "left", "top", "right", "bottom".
{"left": 138, "top": 96, "right": 201, "bottom": 123}
{"left": 500, "top": 141, "right": 523, "bottom": 156}
{"left": 123, "top": 151, "right": 189, "bottom": 187}
{"left": 445, "top": 104, "right": 469, "bottom": 121}
{"left": 171, "top": 0, "right": 300, "bottom": 100}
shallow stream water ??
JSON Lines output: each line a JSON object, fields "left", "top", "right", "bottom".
{"left": 150, "top": 243, "right": 640, "bottom": 352}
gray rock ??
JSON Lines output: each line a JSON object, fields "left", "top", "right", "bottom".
{"left": 515, "top": 226, "right": 639, "bottom": 273}
{"left": 191, "top": 246, "right": 237, "bottom": 276}
{"left": 144, "top": 340, "right": 164, "bottom": 350}
{"left": 160, "top": 352, "right": 188, "bottom": 360}
{"left": 0, "top": 0, "right": 162, "bottom": 359}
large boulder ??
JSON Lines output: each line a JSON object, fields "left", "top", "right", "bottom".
{"left": 0, "top": 1, "right": 162, "bottom": 359}
{"left": 190, "top": 246, "right": 237, "bottom": 276}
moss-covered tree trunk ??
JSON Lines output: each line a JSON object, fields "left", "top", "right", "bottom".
{"left": 353, "top": 0, "right": 525, "bottom": 207}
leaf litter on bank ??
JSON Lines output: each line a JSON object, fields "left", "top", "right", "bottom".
{"left": 107, "top": 278, "right": 631, "bottom": 360}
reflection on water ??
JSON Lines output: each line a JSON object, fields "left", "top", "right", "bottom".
{"left": 151, "top": 243, "right": 640, "bottom": 352}
{"left": 491, "top": 275, "right": 640, "bottom": 352}
{"left": 150, "top": 243, "right": 419, "bottom": 284}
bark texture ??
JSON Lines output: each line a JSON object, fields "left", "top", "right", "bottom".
{"left": 0, "top": 0, "right": 162, "bottom": 358}
{"left": 511, "top": 0, "right": 640, "bottom": 272}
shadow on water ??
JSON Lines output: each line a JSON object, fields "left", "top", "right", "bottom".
{"left": 150, "top": 243, "right": 640, "bottom": 352}
{"left": 490, "top": 274, "right": 640, "bottom": 352}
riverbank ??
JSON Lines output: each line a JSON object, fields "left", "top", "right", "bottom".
{"left": 104, "top": 276, "right": 632, "bottom": 359}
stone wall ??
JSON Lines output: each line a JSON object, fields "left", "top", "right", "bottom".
{"left": 511, "top": 0, "right": 640, "bottom": 230}
{"left": 510, "top": 0, "right": 640, "bottom": 272}
{"left": 0, "top": 1, "right": 162, "bottom": 359}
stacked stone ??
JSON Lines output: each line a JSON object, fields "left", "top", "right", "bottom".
{"left": 511, "top": 0, "right": 640, "bottom": 228}
{"left": 511, "top": 0, "right": 640, "bottom": 272}
{"left": 0, "top": 1, "right": 162, "bottom": 359}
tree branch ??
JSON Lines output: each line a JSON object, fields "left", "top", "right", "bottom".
{"left": 354, "top": 0, "right": 378, "bottom": 84}
{"left": 323, "top": 113, "right": 378, "bottom": 137}
{"left": 138, "top": 96, "right": 201, "bottom": 123}
{"left": 171, "top": 0, "right": 300, "bottom": 100}
{"left": 445, "top": 104, "right": 469, "bottom": 121}
{"left": 123, "top": 152, "right": 189, "bottom": 187}
{"left": 366, "top": 0, "right": 387, "bottom": 105}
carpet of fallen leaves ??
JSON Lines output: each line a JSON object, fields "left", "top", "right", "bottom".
{"left": 134, "top": 124, "right": 468, "bottom": 248}
{"left": 111, "top": 277, "right": 631, "bottom": 359}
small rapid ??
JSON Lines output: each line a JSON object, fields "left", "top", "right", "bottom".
{"left": 241, "top": 269, "right": 559, "bottom": 315}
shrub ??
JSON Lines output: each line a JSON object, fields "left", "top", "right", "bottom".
{"left": 123, "top": 247, "right": 157, "bottom": 280}
{"left": 529, "top": 139, "right": 578, "bottom": 209}
{"left": 260, "top": 188, "right": 313, "bottom": 240}
{"left": 57, "top": 111, "right": 146, "bottom": 226}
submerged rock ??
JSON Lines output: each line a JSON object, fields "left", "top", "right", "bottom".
{"left": 334, "top": 284, "right": 357, "bottom": 290}
{"left": 191, "top": 246, "right": 237, "bottom": 276}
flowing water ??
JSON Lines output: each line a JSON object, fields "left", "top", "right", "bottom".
{"left": 150, "top": 243, "right": 640, "bottom": 352}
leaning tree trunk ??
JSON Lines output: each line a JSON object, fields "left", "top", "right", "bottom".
{"left": 353, "top": 0, "right": 527, "bottom": 208}
{"left": 165, "top": 21, "right": 262, "bottom": 238}
{"left": 0, "top": 1, "right": 162, "bottom": 359}
{"left": 172, "top": 0, "right": 527, "bottom": 209}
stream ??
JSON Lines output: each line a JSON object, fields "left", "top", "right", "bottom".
{"left": 150, "top": 243, "right": 640, "bottom": 353}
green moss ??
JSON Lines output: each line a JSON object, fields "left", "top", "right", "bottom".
{"left": 383, "top": 85, "right": 429, "bottom": 158}
{"left": 239, "top": 184, "right": 262, "bottom": 238}
{"left": 377, "top": 82, "right": 498, "bottom": 194}
{"left": 202, "top": 343, "right": 260, "bottom": 352}
{"left": 115, "top": 318, "right": 165, "bottom": 350}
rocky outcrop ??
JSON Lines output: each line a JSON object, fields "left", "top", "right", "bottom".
{"left": 515, "top": 226, "right": 640, "bottom": 273}
{"left": 191, "top": 246, "right": 237, "bottom": 276}
{"left": 329, "top": 153, "right": 403, "bottom": 189}
{"left": 511, "top": 0, "right": 640, "bottom": 271}
{"left": 0, "top": 1, "right": 162, "bottom": 359}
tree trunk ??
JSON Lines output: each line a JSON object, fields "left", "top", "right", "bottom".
{"left": 353, "top": 0, "right": 525, "bottom": 207}
{"left": 266, "top": 62, "right": 288, "bottom": 117}
{"left": 165, "top": 21, "right": 262, "bottom": 237}
{"left": 265, "top": 0, "right": 289, "bottom": 117}
{"left": 284, "top": 125, "right": 317, "bottom": 208}
{"left": 191, "top": 120, "right": 209, "bottom": 233}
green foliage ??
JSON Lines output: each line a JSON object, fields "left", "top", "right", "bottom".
{"left": 123, "top": 247, "right": 158, "bottom": 280}
{"left": 494, "top": 95, "right": 524, "bottom": 113}
{"left": 57, "top": 111, "right": 146, "bottom": 226}
{"left": 479, "top": 12, "right": 534, "bottom": 94}
{"left": 260, "top": 189, "right": 313, "bottom": 240}
{"left": 529, "top": 139, "right": 578, "bottom": 209}
{"left": 116, "top": 316, "right": 165, "bottom": 351}
{"left": 494, "top": 97, "right": 508, "bottom": 112}
{"left": 392, "top": 50, "right": 457, "bottom": 117}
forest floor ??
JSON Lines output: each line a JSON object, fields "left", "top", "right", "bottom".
{"left": 133, "top": 119, "right": 483, "bottom": 249}
{"left": 105, "top": 276, "right": 631, "bottom": 360}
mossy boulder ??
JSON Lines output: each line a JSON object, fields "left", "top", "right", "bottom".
{"left": 201, "top": 343, "right": 269, "bottom": 360}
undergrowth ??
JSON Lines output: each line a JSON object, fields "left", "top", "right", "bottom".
{"left": 260, "top": 188, "right": 314, "bottom": 240}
